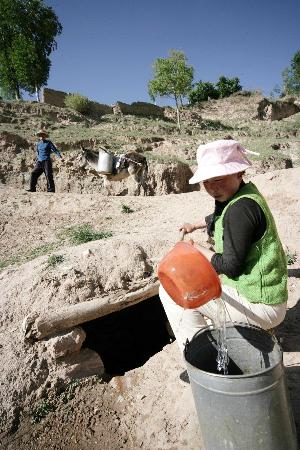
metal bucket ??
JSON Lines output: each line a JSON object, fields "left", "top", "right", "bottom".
{"left": 184, "top": 324, "right": 298, "bottom": 450}
{"left": 98, "top": 150, "right": 113, "bottom": 174}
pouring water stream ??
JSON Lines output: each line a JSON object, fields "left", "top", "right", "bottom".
{"left": 215, "top": 298, "right": 229, "bottom": 374}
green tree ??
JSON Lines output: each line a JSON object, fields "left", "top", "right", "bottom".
{"left": 0, "top": 0, "right": 62, "bottom": 100}
{"left": 189, "top": 81, "right": 219, "bottom": 104}
{"left": 148, "top": 50, "right": 194, "bottom": 129}
{"left": 215, "top": 76, "right": 242, "bottom": 98}
{"left": 0, "top": 83, "right": 14, "bottom": 99}
{"left": 282, "top": 50, "right": 300, "bottom": 96}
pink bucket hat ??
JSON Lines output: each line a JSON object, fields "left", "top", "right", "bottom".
{"left": 189, "top": 139, "right": 258, "bottom": 184}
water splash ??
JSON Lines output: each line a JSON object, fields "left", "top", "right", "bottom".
{"left": 215, "top": 299, "right": 229, "bottom": 375}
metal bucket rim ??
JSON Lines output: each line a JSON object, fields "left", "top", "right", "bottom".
{"left": 184, "top": 322, "right": 283, "bottom": 379}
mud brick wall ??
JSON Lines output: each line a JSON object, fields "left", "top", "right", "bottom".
{"left": 90, "top": 101, "right": 113, "bottom": 117}
{"left": 42, "top": 88, "right": 165, "bottom": 119}
{"left": 113, "top": 101, "right": 165, "bottom": 118}
{"left": 41, "top": 88, "right": 68, "bottom": 107}
{"left": 42, "top": 88, "right": 113, "bottom": 117}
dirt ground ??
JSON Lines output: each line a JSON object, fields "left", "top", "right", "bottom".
{"left": 1, "top": 167, "right": 300, "bottom": 449}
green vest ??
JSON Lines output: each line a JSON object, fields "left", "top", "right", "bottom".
{"left": 214, "top": 182, "right": 287, "bottom": 304}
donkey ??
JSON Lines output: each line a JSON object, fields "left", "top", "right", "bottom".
{"left": 80, "top": 146, "right": 148, "bottom": 195}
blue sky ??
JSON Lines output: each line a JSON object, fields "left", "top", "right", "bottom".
{"left": 42, "top": 0, "right": 300, "bottom": 106}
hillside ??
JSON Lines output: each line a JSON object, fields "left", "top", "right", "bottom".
{"left": 0, "top": 93, "right": 300, "bottom": 449}
{"left": 1, "top": 93, "right": 299, "bottom": 196}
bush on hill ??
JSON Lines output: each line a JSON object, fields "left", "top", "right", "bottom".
{"left": 189, "top": 76, "right": 242, "bottom": 104}
{"left": 216, "top": 76, "right": 242, "bottom": 98}
{"left": 189, "top": 81, "right": 219, "bottom": 105}
{"left": 64, "top": 93, "right": 91, "bottom": 114}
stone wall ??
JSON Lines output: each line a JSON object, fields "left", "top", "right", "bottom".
{"left": 113, "top": 101, "right": 165, "bottom": 118}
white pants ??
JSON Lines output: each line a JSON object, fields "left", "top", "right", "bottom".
{"left": 159, "top": 284, "right": 287, "bottom": 352}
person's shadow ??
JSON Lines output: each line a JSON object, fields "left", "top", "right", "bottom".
{"left": 276, "top": 297, "right": 300, "bottom": 351}
{"left": 288, "top": 268, "right": 300, "bottom": 278}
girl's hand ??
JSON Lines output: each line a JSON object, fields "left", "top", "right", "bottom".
{"left": 179, "top": 223, "right": 195, "bottom": 234}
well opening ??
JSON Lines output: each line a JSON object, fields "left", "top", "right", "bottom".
{"left": 81, "top": 295, "right": 174, "bottom": 375}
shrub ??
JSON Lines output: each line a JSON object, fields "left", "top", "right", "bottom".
{"left": 31, "top": 400, "right": 55, "bottom": 424}
{"left": 121, "top": 204, "right": 134, "bottom": 214}
{"left": 189, "top": 81, "right": 219, "bottom": 104}
{"left": 61, "top": 224, "right": 112, "bottom": 245}
{"left": 216, "top": 76, "right": 242, "bottom": 98}
{"left": 64, "top": 93, "right": 91, "bottom": 114}
{"left": 60, "top": 380, "right": 81, "bottom": 404}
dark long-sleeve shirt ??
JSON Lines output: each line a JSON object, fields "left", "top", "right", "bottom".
{"left": 209, "top": 183, "right": 267, "bottom": 278}
{"left": 36, "top": 140, "right": 62, "bottom": 161}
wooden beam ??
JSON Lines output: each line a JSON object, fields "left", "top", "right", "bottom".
{"left": 23, "top": 282, "right": 160, "bottom": 341}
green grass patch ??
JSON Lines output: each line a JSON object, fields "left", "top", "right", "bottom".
{"left": 0, "top": 225, "right": 112, "bottom": 271}
{"left": 0, "top": 243, "right": 59, "bottom": 271}
{"left": 201, "top": 119, "right": 233, "bottom": 131}
{"left": 31, "top": 400, "right": 56, "bottom": 424}
{"left": 25, "top": 243, "right": 57, "bottom": 261}
{"left": 60, "top": 380, "right": 81, "bottom": 404}
{"left": 46, "top": 254, "right": 64, "bottom": 268}
{"left": 143, "top": 151, "right": 196, "bottom": 166}
{"left": 60, "top": 224, "right": 112, "bottom": 245}
{"left": 121, "top": 204, "right": 134, "bottom": 214}
{"left": 0, "top": 260, "right": 10, "bottom": 270}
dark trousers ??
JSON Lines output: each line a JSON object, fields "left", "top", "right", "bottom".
{"left": 30, "top": 160, "right": 55, "bottom": 192}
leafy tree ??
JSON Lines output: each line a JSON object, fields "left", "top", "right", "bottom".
{"left": 282, "top": 50, "right": 300, "bottom": 96}
{"left": 0, "top": 0, "right": 62, "bottom": 100}
{"left": 215, "top": 76, "right": 242, "bottom": 98}
{"left": 189, "top": 81, "right": 219, "bottom": 104}
{"left": 148, "top": 50, "right": 194, "bottom": 129}
{"left": 0, "top": 84, "right": 14, "bottom": 100}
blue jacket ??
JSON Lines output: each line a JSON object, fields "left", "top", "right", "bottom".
{"left": 36, "top": 140, "right": 62, "bottom": 161}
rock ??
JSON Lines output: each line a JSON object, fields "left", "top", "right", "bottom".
{"left": 246, "top": 156, "right": 293, "bottom": 177}
{"left": 55, "top": 348, "right": 104, "bottom": 380}
{"left": 46, "top": 327, "right": 86, "bottom": 359}
{"left": 145, "top": 161, "right": 200, "bottom": 196}
{"left": 271, "top": 143, "right": 280, "bottom": 150}
{"left": 0, "top": 131, "right": 29, "bottom": 151}
{"left": 257, "top": 98, "right": 300, "bottom": 121}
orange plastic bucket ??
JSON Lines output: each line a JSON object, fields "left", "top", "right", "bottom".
{"left": 158, "top": 241, "right": 221, "bottom": 309}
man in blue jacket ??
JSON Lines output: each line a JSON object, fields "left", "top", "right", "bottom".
{"left": 27, "top": 129, "right": 62, "bottom": 193}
